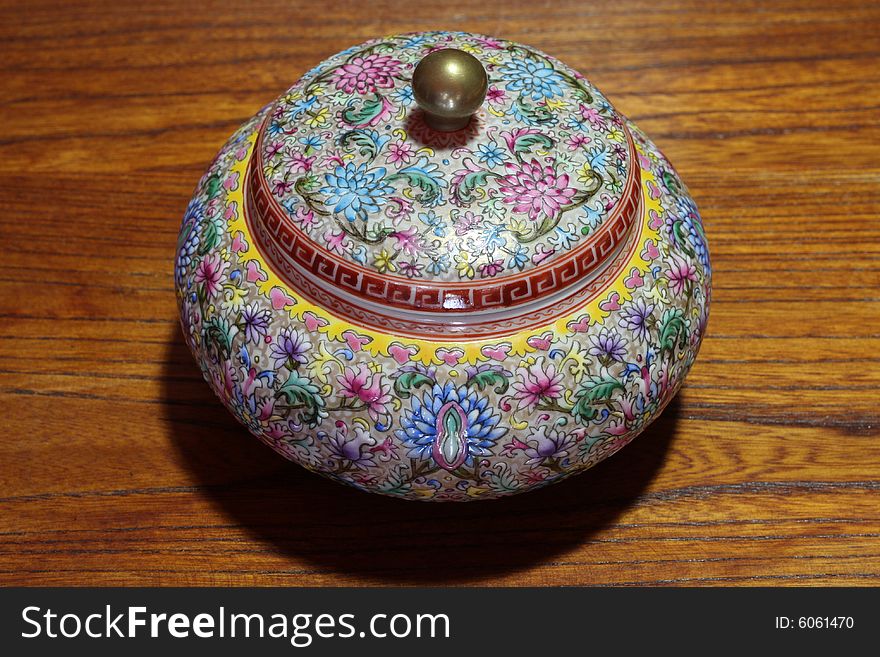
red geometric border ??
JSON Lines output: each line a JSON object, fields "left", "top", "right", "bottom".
{"left": 247, "top": 117, "right": 640, "bottom": 315}
{"left": 245, "top": 174, "right": 644, "bottom": 340}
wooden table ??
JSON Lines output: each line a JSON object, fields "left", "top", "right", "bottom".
{"left": 2, "top": 0, "right": 878, "bottom": 586}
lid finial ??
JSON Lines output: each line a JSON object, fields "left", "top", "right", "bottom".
{"left": 412, "top": 48, "right": 488, "bottom": 132}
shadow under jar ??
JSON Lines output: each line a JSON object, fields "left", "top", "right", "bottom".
{"left": 174, "top": 31, "right": 712, "bottom": 502}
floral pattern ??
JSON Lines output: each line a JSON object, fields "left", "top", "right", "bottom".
{"left": 260, "top": 31, "right": 627, "bottom": 282}
{"left": 175, "top": 32, "right": 711, "bottom": 501}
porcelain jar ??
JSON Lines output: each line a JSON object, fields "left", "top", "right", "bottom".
{"left": 174, "top": 31, "right": 711, "bottom": 501}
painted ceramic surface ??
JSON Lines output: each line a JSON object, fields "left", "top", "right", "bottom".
{"left": 260, "top": 32, "right": 628, "bottom": 285}
{"left": 174, "top": 32, "right": 711, "bottom": 501}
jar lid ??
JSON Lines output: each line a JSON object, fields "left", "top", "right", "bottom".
{"left": 245, "top": 31, "right": 641, "bottom": 337}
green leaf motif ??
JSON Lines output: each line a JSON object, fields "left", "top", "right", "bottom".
{"left": 468, "top": 369, "right": 510, "bottom": 395}
{"left": 393, "top": 371, "right": 433, "bottom": 399}
{"left": 455, "top": 169, "right": 493, "bottom": 205}
{"left": 572, "top": 375, "right": 624, "bottom": 423}
{"left": 659, "top": 308, "right": 687, "bottom": 353}
{"left": 339, "top": 129, "right": 391, "bottom": 161}
{"left": 583, "top": 375, "right": 625, "bottom": 403}
{"left": 342, "top": 93, "right": 388, "bottom": 127}
{"left": 204, "top": 173, "right": 222, "bottom": 199}
{"left": 485, "top": 463, "right": 521, "bottom": 493}
{"left": 295, "top": 177, "right": 331, "bottom": 216}
{"left": 198, "top": 216, "right": 222, "bottom": 255}
{"left": 661, "top": 170, "right": 682, "bottom": 195}
{"left": 572, "top": 396, "right": 599, "bottom": 423}
{"left": 387, "top": 164, "right": 444, "bottom": 206}
{"left": 276, "top": 370, "right": 325, "bottom": 425}
{"left": 514, "top": 95, "right": 555, "bottom": 125}
{"left": 512, "top": 132, "right": 554, "bottom": 155}
{"left": 673, "top": 220, "right": 696, "bottom": 258}
{"left": 297, "top": 174, "right": 322, "bottom": 193}
{"left": 203, "top": 317, "right": 236, "bottom": 357}
{"left": 377, "top": 464, "right": 413, "bottom": 497}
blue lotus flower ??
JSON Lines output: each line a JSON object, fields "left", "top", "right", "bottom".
{"left": 677, "top": 197, "right": 711, "bottom": 273}
{"left": 176, "top": 200, "right": 203, "bottom": 284}
{"left": 396, "top": 383, "right": 507, "bottom": 472}
{"left": 498, "top": 58, "right": 565, "bottom": 101}
{"left": 320, "top": 162, "right": 394, "bottom": 222}
{"left": 663, "top": 196, "right": 710, "bottom": 274}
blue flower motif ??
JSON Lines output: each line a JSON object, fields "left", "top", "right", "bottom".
{"left": 391, "top": 85, "right": 414, "bottom": 105}
{"left": 320, "top": 162, "right": 394, "bottom": 222}
{"left": 399, "top": 34, "right": 430, "bottom": 49}
{"left": 498, "top": 58, "right": 565, "bottom": 101}
{"left": 298, "top": 134, "right": 324, "bottom": 151}
{"left": 351, "top": 245, "right": 368, "bottom": 265}
{"left": 476, "top": 141, "right": 505, "bottom": 167}
{"left": 550, "top": 223, "right": 578, "bottom": 250}
{"left": 176, "top": 200, "right": 203, "bottom": 283}
{"left": 480, "top": 222, "right": 508, "bottom": 250}
{"left": 427, "top": 254, "right": 450, "bottom": 275}
{"left": 280, "top": 196, "right": 299, "bottom": 217}
{"left": 507, "top": 244, "right": 528, "bottom": 271}
{"left": 417, "top": 210, "right": 448, "bottom": 237}
{"left": 662, "top": 197, "right": 710, "bottom": 273}
{"left": 287, "top": 95, "right": 317, "bottom": 120}
{"left": 565, "top": 116, "right": 589, "bottom": 132}
{"left": 396, "top": 383, "right": 507, "bottom": 472}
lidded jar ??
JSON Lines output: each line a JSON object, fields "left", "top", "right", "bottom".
{"left": 174, "top": 31, "right": 711, "bottom": 501}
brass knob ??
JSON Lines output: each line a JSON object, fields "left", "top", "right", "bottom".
{"left": 412, "top": 48, "right": 488, "bottom": 132}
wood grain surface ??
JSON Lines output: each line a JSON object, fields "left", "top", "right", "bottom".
{"left": 1, "top": 0, "right": 879, "bottom": 586}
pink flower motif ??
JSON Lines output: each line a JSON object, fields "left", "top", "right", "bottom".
{"left": 337, "top": 365, "right": 392, "bottom": 422}
{"left": 368, "top": 436, "right": 400, "bottom": 462}
{"left": 475, "top": 37, "right": 504, "bottom": 50}
{"left": 566, "top": 134, "right": 591, "bottom": 150}
{"left": 666, "top": 255, "right": 697, "bottom": 296}
{"left": 281, "top": 149, "right": 314, "bottom": 173}
{"left": 390, "top": 226, "right": 423, "bottom": 255}
{"left": 271, "top": 180, "right": 293, "bottom": 195}
{"left": 222, "top": 172, "right": 239, "bottom": 192}
{"left": 398, "top": 260, "right": 423, "bottom": 278}
{"left": 580, "top": 105, "right": 606, "bottom": 127}
{"left": 454, "top": 210, "right": 482, "bottom": 236}
{"left": 641, "top": 238, "right": 661, "bottom": 261}
{"left": 324, "top": 229, "right": 350, "bottom": 254}
{"left": 387, "top": 139, "right": 414, "bottom": 166}
{"left": 386, "top": 196, "right": 414, "bottom": 221}
{"left": 479, "top": 259, "right": 504, "bottom": 278}
{"left": 292, "top": 205, "right": 316, "bottom": 227}
{"left": 498, "top": 158, "right": 577, "bottom": 222}
{"left": 265, "top": 141, "right": 284, "bottom": 158}
{"left": 224, "top": 201, "right": 239, "bottom": 222}
{"left": 321, "top": 153, "right": 346, "bottom": 168}
{"left": 194, "top": 253, "right": 227, "bottom": 298}
{"left": 332, "top": 54, "right": 401, "bottom": 94}
{"left": 511, "top": 359, "right": 565, "bottom": 411}
{"left": 486, "top": 85, "right": 507, "bottom": 104}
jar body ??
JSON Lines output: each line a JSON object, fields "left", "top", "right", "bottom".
{"left": 174, "top": 107, "right": 710, "bottom": 501}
